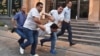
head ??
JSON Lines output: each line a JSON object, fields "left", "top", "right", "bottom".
{"left": 50, "top": 23, "right": 59, "bottom": 32}
{"left": 21, "top": 5, "right": 26, "bottom": 13}
{"left": 66, "top": 1, "right": 72, "bottom": 8}
{"left": 36, "top": 2, "right": 43, "bottom": 12}
{"left": 57, "top": 5, "right": 63, "bottom": 14}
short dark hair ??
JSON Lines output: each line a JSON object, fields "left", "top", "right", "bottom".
{"left": 50, "top": 23, "right": 59, "bottom": 29}
{"left": 56, "top": 5, "right": 63, "bottom": 9}
{"left": 36, "top": 2, "right": 43, "bottom": 7}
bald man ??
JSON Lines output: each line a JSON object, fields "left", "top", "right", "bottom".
{"left": 11, "top": 5, "right": 27, "bottom": 53}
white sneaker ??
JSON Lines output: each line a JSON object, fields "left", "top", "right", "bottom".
{"left": 19, "top": 47, "right": 24, "bottom": 54}
{"left": 30, "top": 54, "right": 39, "bottom": 56}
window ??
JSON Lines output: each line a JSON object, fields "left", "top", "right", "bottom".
{"left": 12, "top": 0, "right": 22, "bottom": 15}
{"left": 80, "top": 0, "right": 89, "bottom": 18}
{"left": 0, "top": 0, "right": 22, "bottom": 16}
{"left": 56, "top": 0, "right": 66, "bottom": 8}
{"left": 45, "top": 0, "right": 53, "bottom": 12}
{"left": 0, "top": 0, "right": 8, "bottom": 15}
{"left": 71, "top": 0, "right": 77, "bottom": 18}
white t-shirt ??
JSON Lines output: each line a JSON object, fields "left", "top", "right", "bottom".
{"left": 38, "top": 22, "right": 53, "bottom": 36}
{"left": 39, "top": 10, "right": 64, "bottom": 36}
{"left": 23, "top": 8, "right": 40, "bottom": 30}
{"left": 50, "top": 10, "right": 64, "bottom": 24}
{"left": 44, "top": 22, "right": 53, "bottom": 34}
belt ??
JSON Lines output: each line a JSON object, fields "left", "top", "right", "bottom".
{"left": 63, "top": 21, "right": 70, "bottom": 23}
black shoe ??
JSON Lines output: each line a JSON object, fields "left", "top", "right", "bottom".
{"left": 11, "top": 28, "right": 16, "bottom": 33}
{"left": 70, "top": 43, "right": 76, "bottom": 46}
{"left": 18, "top": 38, "right": 24, "bottom": 45}
{"left": 18, "top": 40, "right": 23, "bottom": 45}
{"left": 40, "top": 40, "right": 43, "bottom": 46}
{"left": 18, "top": 40, "right": 21, "bottom": 45}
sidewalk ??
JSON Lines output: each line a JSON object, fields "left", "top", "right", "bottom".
{"left": 0, "top": 30, "right": 100, "bottom": 56}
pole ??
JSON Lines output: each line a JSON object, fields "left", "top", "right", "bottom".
{"left": 77, "top": 0, "right": 80, "bottom": 20}
{"left": 53, "top": 0, "right": 56, "bottom": 9}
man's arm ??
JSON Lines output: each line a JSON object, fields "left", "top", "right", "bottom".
{"left": 33, "top": 16, "right": 46, "bottom": 31}
{"left": 11, "top": 18, "right": 17, "bottom": 33}
{"left": 33, "top": 16, "right": 42, "bottom": 24}
{"left": 42, "top": 13, "right": 54, "bottom": 22}
{"left": 11, "top": 12, "right": 20, "bottom": 28}
{"left": 11, "top": 18, "right": 17, "bottom": 28}
{"left": 38, "top": 25, "right": 45, "bottom": 31}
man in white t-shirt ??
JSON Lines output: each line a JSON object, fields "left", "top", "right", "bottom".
{"left": 39, "top": 5, "right": 64, "bottom": 54}
{"left": 20, "top": 2, "right": 43, "bottom": 56}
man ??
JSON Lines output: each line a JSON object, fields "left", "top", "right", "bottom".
{"left": 20, "top": 2, "right": 43, "bottom": 56}
{"left": 11, "top": 5, "right": 27, "bottom": 47}
{"left": 40, "top": 5, "right": 64, "bottom": 54}
{"left": 57, "top": 1, "right": 75, "bottom": 46}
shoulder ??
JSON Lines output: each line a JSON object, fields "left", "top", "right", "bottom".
{"left": 31, "top": 8, "right": 36, "bottom": 10}
{"left": 31, "top": 8, "right": 37, "bottom": 12}
{"left": 63, "top": 7, "right": 71, "bottom": 13}
{"left": 64, "top": 7, "right": 71, "bottom": 10}
{"left": 50, "top": 10, "right": 57, "bottom": 14}
{"left": 15, "top": 11, "right": 22, "bottom": 16}
{"left": 51, "top": 10, "right": 56, "bottom": 12}
{"left": 14, "top": 12, "right": 20, "bottom": 17}
{"left": 30, "top": 8, "right": 39, "bottom": 14}
{"left": 64, "top": 7, "right": 67, "bottom": 10}
{"left": 14, "top": 11, "right": 22, "bottom": 19}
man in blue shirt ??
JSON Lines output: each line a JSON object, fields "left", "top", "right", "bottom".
{"left": 11, "top": 5, "right": 27, "bottom": 49}
{"left": 57, "top": 1, "right": 75, "bottom": 46}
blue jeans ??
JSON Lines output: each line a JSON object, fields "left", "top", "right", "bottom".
{"left": 15, "top": 28, "right": 26, "bottom": 44}
{"left": 31, "top": 30, "right": 38, "bottom": 55}
{"left": 57, "top": 21, "right": 73, "bottom": 44}
{"left": 41, "top": 32, "right": 57, "bottom": 51}
{"left": 21, "top": 28, "right": 38, "bottom": 55}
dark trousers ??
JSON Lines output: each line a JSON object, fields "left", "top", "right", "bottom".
{"left": 57, "top": 21, "right": 73, "bottom": 44}
{"left": 31, "top": 30, "right": 38, "bottom": 55}
{"left": 15, "top": 28, "right": 25, "bottom": 44}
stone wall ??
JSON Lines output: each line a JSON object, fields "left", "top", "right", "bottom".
{"left": 88, "top": 0, "right": 100, "bottom": 23}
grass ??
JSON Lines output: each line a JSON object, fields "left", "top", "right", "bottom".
{"left": 0, "top": 22, "right": 5, "bottom": 26}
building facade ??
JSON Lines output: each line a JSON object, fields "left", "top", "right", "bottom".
{"left": 0, "top": 0, "right": 22, "bottom": 17}
{"left": 0, "top": 0, "right": 100, "bottom": 23}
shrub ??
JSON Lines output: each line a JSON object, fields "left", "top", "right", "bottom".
{"left": 0, "top": 22, "right": 5, "bottom": 26}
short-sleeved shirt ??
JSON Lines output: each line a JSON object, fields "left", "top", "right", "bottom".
{"left": 39, "top": 10, "right": 64, "bottom": 35}
{"left": 62, "top": 7, "right": 71, "bottom": 22}
{"left": 14, "top": 11, "right": 27, "bottom": 29}
{"left": 23, "top": 8, "right": 40, "bottom": 30}
{"left": 38, "top": 22, "right": 53, "bottom": 36}
{"left": 49, "top": 10, "right": 64, "bottom": 24}
{"left": 44, "top": 10, "right": 64, "bottom": 34}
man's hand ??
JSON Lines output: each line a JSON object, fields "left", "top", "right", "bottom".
{"left": 11, "top": 18, "right": 17, "bottom": 28}
{"left": 67, "top": 21, "right": 70, "bottom": 23}
{"left": 42, "top": 13, "right": 50, "bottom": 16}
{"left": 38, "top": 24, "right": 45, "bottom": 31}
{"left": 42, "top": 13, "right": 54, "bottom": 22}
{"left": 11, "top": 25, "right": 17, "bottom": 33}
{"left": 65, "top": 21, "right": 70, "bottom": 23}
{"left": 13, "top": 25, "right": 17, "bottom": 28}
